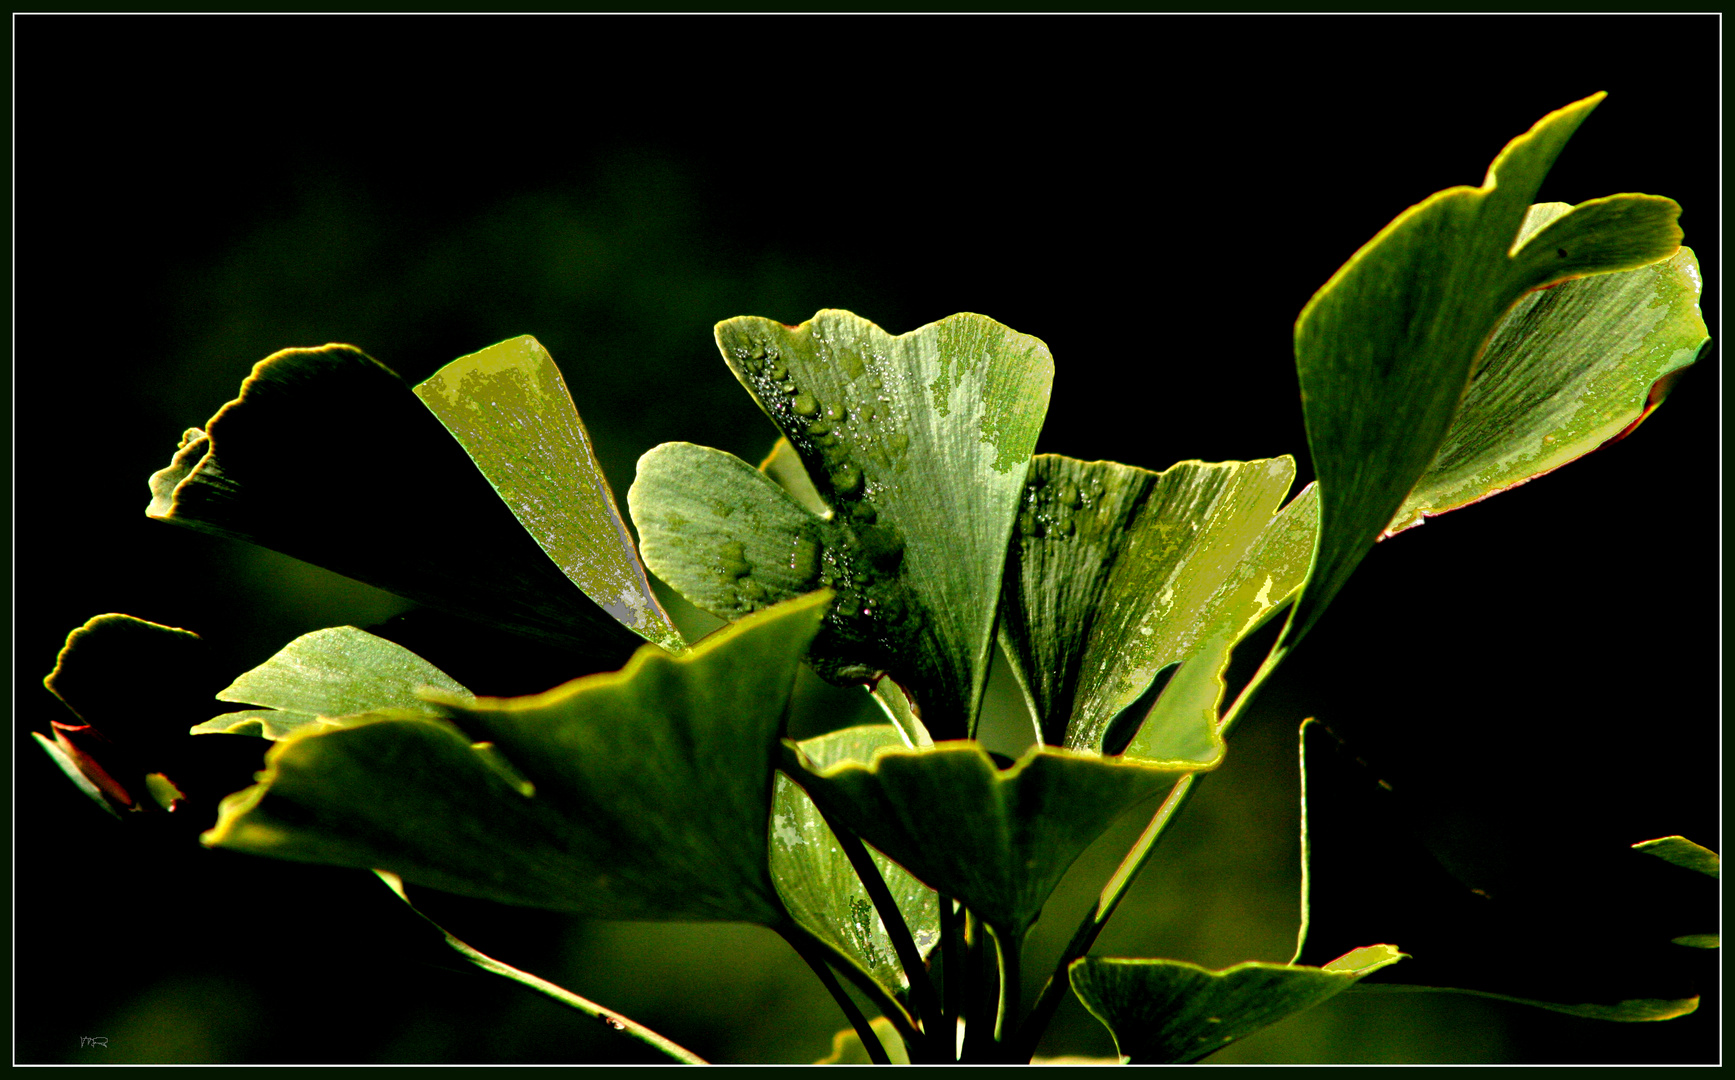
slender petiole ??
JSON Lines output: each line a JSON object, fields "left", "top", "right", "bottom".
{"left": 780, "top": 926, "right": 891, "bottom": 1064}
{"left": 373, "top": 871, "right": 707, "bottom": 1065}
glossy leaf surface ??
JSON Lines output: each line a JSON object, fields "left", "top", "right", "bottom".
{"left": 193, "top": 626, "right": 473, "bottom": 739}
{"left": 146, "top": 344, "right": 645, "bottom": 663}
{"left": 204, "top": 593, "right": 829, "bottom": 923}
{"left": 1290, "top": 94, "right": 1683, "bottom": 642}
{"left": 772, "top": 725, "right": 940, "bottom": 994}
{"left": 779, "top": 739, "right": 1200, "bottom": 935}
{"left": 1295, "top": 720, "right": 1707, "bottom": 1020}
{"left": 413, "top": 335, "right": 682, "bottom": 650}
{"left": 635, "top": 310, "right": 1052, "bottom": 741}
{"left": 1070, "top": 945, "right": 1405, "bottom": 1063}
{"left": 1392, "top": 211, "right": 1708, "bottom": 533}
{"left": 998, "top": 454, "right": 1312, "bottom": 753}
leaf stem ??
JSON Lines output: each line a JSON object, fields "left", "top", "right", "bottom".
{"left": 779, "top": 925, "right": 890, "bottom": 1065}
{"left": 991, "top": 923, "right": 1025, "bottom": 1061}
{"left": 818, "top": 803, "right": 945, "bottom": 1041}
{"left": 961, "top": 909, "right": 998, "bottom": 1061}
{"left": 779, "top": 921, "right": 925, "bottom": 1057}
{"left": 372, "top": 871, "right": 706, "bottom": 1065}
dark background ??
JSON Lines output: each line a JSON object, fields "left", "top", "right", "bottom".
{"left": 16, "top": 14, "right": 1718, "bottom": 1064}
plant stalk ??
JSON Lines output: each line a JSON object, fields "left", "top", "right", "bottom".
{"left": 939, "top": 896, "right": 964, "bottom": 1061}
{"left": 991, "top": 923, "right": 1024, "bottom": 1061}
{"left": 818, "top": 803, "right": 945, "bottom": 1042}
{"left": 373, "top": 871, "right": 706, "bottom": 1065}
{"left": 779, "top": 921, "right": 925, "bottom": 1058}
{"left": 780, "top": 926, "right": 891, "bottom": 1065}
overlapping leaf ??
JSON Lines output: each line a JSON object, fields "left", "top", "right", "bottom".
{"left": 1293, "top": 720, "right": 1708, "bottom": 1021}
{"left": 631, "top": 310, "right": 1053, "bottom": 740}
{"left": 998, "top": 454, "right": 1317, "bottom": 755}
{"left": 779, "top": 740, "right": 1201, "bottom": 936}
{"left": 1070, "top": 945, "right": 1405, "bottom": 1063}
{"left": 771, "top": 724, "right": 940, "bottom": 994}
{"left": 1290, "top": 93, "right": 1685, "bottom": 643}
{"left": 413, "top": 335, "right": 683, "bottom": 651}
{"left": 146, "top": 344, "right": 647, "bottom": 664}
{"left": 1391, "top": 208, "right": 1709, "bottom": 533}
{"left": 204, "top": 592, "right": 829, "bottom": 923}
{"left": 193, "top": 626, "right": 473, "bottom": 739}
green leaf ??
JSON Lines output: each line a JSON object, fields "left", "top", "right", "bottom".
{"left": 1391, "top": 216, "right": 1709, "bottom": 534}
{"left": 147, "top": 344, "right": 647, "bottom": 662}
{"left": 192, "top": 625, "right": 473, "bottom": 739}
{"left": 1294, "top": 720, "right": 1707, "bottom": 1021}
{"left": 1633, "top": 836, "right": 1719, "bottom": 879}
{"left": 635, "top": 310, "right": 1053, "bottom": 740}
{"left": 779, "top": 740, "right": 1201, "bottom": 936}
{"left": 998, "top": 454, "right": 1313, "bottom": 754}
{"left": 1070, "top": 945, "right": 1405, "bottom": 1063}
{"left": 771, "top": 724, "right": 940, "bottom": 996}
{"left": 1290, "top": 94, "right": 1684, "bottom": 643}
{"left": 204, "top": 592, "right": 830, "bottom": 923}
{"left": 412, "top": 335, "right": 683, "bottom": 651}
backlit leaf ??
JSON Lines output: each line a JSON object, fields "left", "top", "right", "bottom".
{"left": 1391, "top": 211, "right": 1709, "bottom": 533}
{"left": 413, "top": 336, "right": 683, "bottom": 651}
{"left": 1069, "top": 945, "right": 1405, "bottom": 1064}
{"left": 1290, "top": 94, "right": 1683, "bottom": 643}
{"left": 192, "top": 626, "right": 473, "bottom": 739}
{"left": 998, "top": 454, "right": 1311, "bottom": 754}
{"left": 147, "top": 344, "right": 646, "bottom": 663}
{"left": 779, "top": 739, "right": 1200, "bottom": 936}
{"left": 203, "top": 592, "right": 829, "bottom": 923}
{"left": 771, "top": 724, "right": 940, "bottom": 995}
{"left": 634, "top": 310, "right": 1053, "bottom": 740}
{"left": 1294, "top": 719, "right": 1706, "bottom": 1020}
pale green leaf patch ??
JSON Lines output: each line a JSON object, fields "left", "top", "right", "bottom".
{"left": 192, "top": 626, "right": 473, "bottom": 739}
{"left": 1069, "top": 945, "right": 1405, "bottom": 1063}
{"left": 204, "top": 592, "right": 829, "bottom": 924}
{"left": 771, "top": 724, "right": 941, "bottom": 996}
{"left": 413, "top": 336, "right": 683, "bottom": 651}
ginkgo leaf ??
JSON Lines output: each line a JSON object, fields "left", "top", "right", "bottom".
{"left": 1070, "top": 945, "right": 1406, "bottom": 1063}
{"left": 1294, "top": 720, "right": 1707, "bottom": 1021}
{"left": 770, "top": 724, "right": 940, "bottom": 995}
{"left": 634, "top": 310, "right": 1053, "bottom": 741}
{"left": 413, "top": 336, "right": 683, "bottom": 651}
{"left": 191, "top": 625, "right": 473, "bottom": 739}
{"left": 203, "top": 592, "right": 829, "bottom": 923}
{"left": 1290, "top": 93, "right": 1684, "bottom": 644}
{"left": 1391, "top": 211, "right": 1709, "bottom": 534}
{"left": 998, "top": 454, "right": 1312, "bottom": 754}
{"left": 146, "top": 344, "right": 648, "bottom": 663}
{"left": 779, "top": 739, "right": 1202, "bottom": 937}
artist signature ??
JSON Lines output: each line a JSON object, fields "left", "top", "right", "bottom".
{"left": 80, "top": 1037, "right": 109, "bottom": 1049}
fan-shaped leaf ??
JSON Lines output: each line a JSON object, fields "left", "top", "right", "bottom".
{"left": 412, "top": 335, "right": 682, "bottom": 651}
{"left": 998, "top": 454, "right": 1312, "bottom": 753}
{"left": 203, "top": 592, "right": 829, "bottom": 923}
{"left": 1069, "top": 945, "right": 1405, "bottom": 1063}
{"left": 771, "top": 724, "right": 940, "bottom": 995}
{"left": 147, "top": 344, "right": 647, "bottom": 662}
{"left": 192, "top": 626, "right": 472, "bottom": 739}
{"left": 1391, "top": 211, "right": 1709, "bottom": 534}
{"left": 1294, "top": 719, "right": 1707, "bottom": 1020}
{"left": 779, "top": 740, "right": 1201, "bottom": 936}
{"left": 635, "top": 310, "right": 1052, "bottom": 741}
{"left": 1290, "top": 93, "right": 1684, "bottom": 643}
